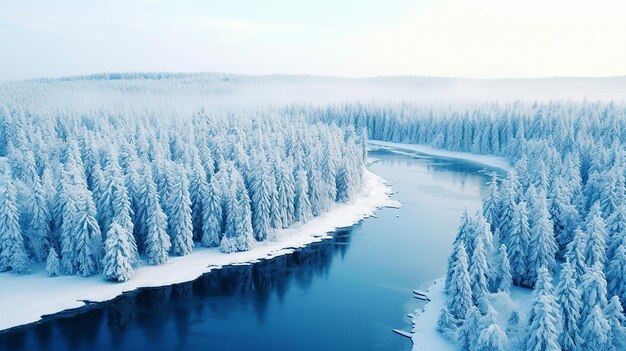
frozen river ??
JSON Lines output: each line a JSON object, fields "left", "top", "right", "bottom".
{"left": 0, "top": 144, "right": 504, "bottom": 351}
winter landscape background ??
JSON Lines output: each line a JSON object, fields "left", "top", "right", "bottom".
{"left": 2, "top": 1, "right": 626, "bottom": 351}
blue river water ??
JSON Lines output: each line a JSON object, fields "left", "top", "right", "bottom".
{"left": 0, "top": 145, "right": 503, "bottom": 351}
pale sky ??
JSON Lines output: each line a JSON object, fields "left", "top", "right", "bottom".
{"left": 1, "top": 0, "right": 625, "bottom": 81}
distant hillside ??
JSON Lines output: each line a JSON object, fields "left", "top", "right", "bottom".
{"left": 2, "top": 73, "right": 625, "bottom": 108}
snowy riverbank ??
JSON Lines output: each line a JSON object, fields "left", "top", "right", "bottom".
{"left": 0, "top": 169, "right": 398, "bottom": 332}
{"left": 369, "top": 140, "right": 511, "bottom": 172}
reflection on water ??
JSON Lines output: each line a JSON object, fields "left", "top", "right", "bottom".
{"left": 0, "top": 146, "right": 500, "bottom": 351}
{"left": 0, "top": 229, "right": 353, "bottom": 351}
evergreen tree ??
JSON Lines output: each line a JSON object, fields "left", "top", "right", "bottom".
{"left": 233, "top": 170, "right": 254, "bottom": 251}
{"left": 565, "top": 228, "right": 588, "bottom": 281}
{"left": 107, "top": 159, "right": 138, "bottom": 265}
{"left": 507, "top": 200, "right": 530, "bottom": 286}
{"left": 142, "top": 173, "right": 170, "bottom": 265}
{"left": 201, "top": 177, "right": 222, "bottom": 247}
{"left": 580, "top": 305, "right": 610, "bottom": 350}
{"left": 446, "top": 210, "right": 471, "bottom": 294}
{"left": 250, "top": 160, "right": 273, "bottom": 241}
{"left": 555, "top": 261, "right": 583, "bottom": 351}
{"left": 606, "top": 202, "right": 626, "bottom": 260}
{"left": 607, "top": 244, "right": 626, "bottom": 307}
{"left": 275, "top": 159, "right": 295, "bottom": 228}
{"left": 436, "top": 307, "right": 459, "bottom": 341}
{"left": 221, "top": 184, "right": 239, "bottom": 253}
{"left": 469, "top": 236, "right": 489, "bottom": 303}
{"left": 72, "top": 191, "right": 103, "bottom": 277}
{"left": 0, "top": 175, "right": 30, "bottom": 273}
{"left": 476, "top": 324, "right": 508, "bottom": 351}
{"left": 527, "top": 198, "right": 557, "bottom": 287}
{"left": 482, "top": 173, "right": 500, "bottom": 233}
{"left": 605, "top": 295, "right": 626, "bottom": 351}
{"left": 492, "top": 244, "right": 512, "bottom": 292}
{"left": 188, "top": 157, "right": 209, "bottom": 241}
{"left": 102, "top": 222, "right": 134, "bottom": 282}
{"left": 459, "top": 306, "right": 482, "bottom": 351}
{"left": 25, "top": 174, "right": 51, "bottom": 262}
{"left": 294, "top": 168, "right": 313, "bottom": 223}
{"left": 45, "top": 247, "right": 60, "bottom": 276}
{"left": 446, "top": 242, "right": 473, "bottom": 321}
{"left": 580, "top": 263, "right": 609, "bottom": 323}
{"left": 498, "top": 178, "right": 517, "bottom": 246}
{"left": 550, "top": 176, "right": 579, "bottom": 256}
{"left": 168, "top": 168, "right": 194, "bottom": 256}
{"left": 584, "top": 201, "right": 608, "bottom": 268}
{"left": 525, "top": 288, "right": 561, "bottom": 351}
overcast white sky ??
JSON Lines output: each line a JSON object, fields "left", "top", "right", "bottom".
{"left": 1, "top": 0, "right": 625, "bottom": 81}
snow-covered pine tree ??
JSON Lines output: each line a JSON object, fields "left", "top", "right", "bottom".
{"left": 459, "top": 306, "right": 482, "bottom": 351}
{"left": 275, "top": 158, "right": 295, "bottom": 228}
{"left": 446, "top": 211, "right": 471, "bottom": 294}
{"left": 555, "top": 260, "right": 582, "bottom": 351}
{"left": 142, "top": 171, "right": 171, "bottom": 265}
{"left": 607, "top": 244, "right": 626, "bottom": 307}
{"left": 565, "top": 228, "right": 588, "bottom": 281}
{"left": 469, "top": 236, "right": 489, "bottom": 304}
{"left": 188, "top": 152, "right": 209, "bottom": 241}
{"left": 525, "top": 267, "right": 561, "bottom": 351}
{"left": 250, "top": 159, "right": 273, "bottom": 241}
{"left": 0, "top": 175, "right": 30, "bottom": 273}
{"left": 46, "top": 247, "right": 60, "bottom": 276}
{"left": 605, "top": 295, "right": 626, "bottom": 351}
{"left": 497, "top": 178, "right": 517, "bottom": 246}
{"left": 436, "top": 307, "right": 459, "bottom": 340}
{"left": 446, "top": 242, "right": 473, "bottom": 321}
{"left": 606, "top": 202, "right": 626, "bottom": 260}
{"left": 482, "top": 173, "right": 500, "bottom": 234}
{"left": 294, "top": 168, "right": 313, "bottom": 223}
{"left": 584, "top": 201, "right": 608, "bottom": 268}
{"left": 102, "top": 222, "right": 134, "bottom": 282}
{"left": 473, "top": 211, "right": 494, "bottom": 253}
{"left": 168, "top": 166, "right": 194, "bottom": 256}
{"left": 201, "top": 176, "right": 222, "bottom": 247}
{"left": 580, "top": 305, "right": 610, "bottom": 350}
{"left": 72, "top": 190, "right": 103, "bottom": 277}
{"left": 580, "top": 263, "right": 609, "bottom": 324}
{"left": 25, "top": 173, "right": 51, "bottom": 262}
{"left": 0, "top": 174, "right": 30, "bottom": 273}
{"left": 527, "top": 197, "right": 557, "bottom": 287}
{"left": 476, "top": 324, "right": 508, "bottom": 351}
{"left": 307, "top": 165, "right": 324, "bottom": 217}
{"left": 233, "top": 168, "right": 254, "bottom": 252}
{"left": 221, "top": 181, "right": 239, "bottom": 253}
{"left": 550, "top": 175, "right": 580, "bottom": 256}
{"left": 106, "top": 156, "right": 138, "bottom": 265}
{"left": 492, "top": 244, "right": 511, "bottom": 292}
{"left": 507, "top": 200, "right": 530, "bottom": 286}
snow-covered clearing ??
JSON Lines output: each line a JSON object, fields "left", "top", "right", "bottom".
{"left": 0, "top": 169, "right": 397, "bottom": 332}
{"left": 370, "top": 140, "right": 511, "bottom": 172}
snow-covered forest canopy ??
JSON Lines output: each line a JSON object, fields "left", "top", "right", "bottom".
{"left": 0, "top": 75, "right": 367, "bottom": 282}
{"left": 299, "top": 101, "right": 626, "bottom": 350}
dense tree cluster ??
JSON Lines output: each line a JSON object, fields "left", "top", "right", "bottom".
{"left": 361, "top": 101, "right": 626, "bottom": 350}
{"left": 0, "top": 87, "right": 366, "bottom": 282}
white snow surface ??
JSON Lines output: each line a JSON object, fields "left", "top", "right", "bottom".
{"left": 370, "top": 140, "right": 511, "bottom": 172}
{"left": 410, "top": 278, "right": 457, "bottom": 351}
{"left": 0, "top": 169, "right": 397, "bottom": 331}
